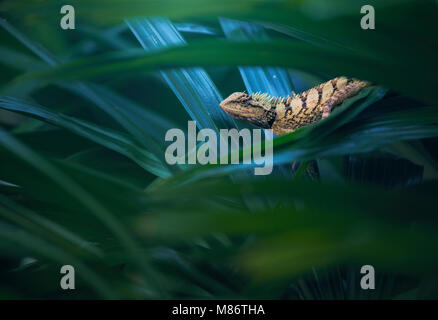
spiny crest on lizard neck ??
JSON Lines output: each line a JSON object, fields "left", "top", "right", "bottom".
{"left": 250, "top": 91, "right": 292, "bottom": 109}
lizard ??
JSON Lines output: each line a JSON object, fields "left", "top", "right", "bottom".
{"left": 219, "top": 76, "right": 370, "bottom": 136}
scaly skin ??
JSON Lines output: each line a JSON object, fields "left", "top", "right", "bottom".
{"left": 220, "top": 77, "right": 370, "bottom": 136}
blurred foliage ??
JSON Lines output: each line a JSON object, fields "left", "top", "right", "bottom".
{"left": 0, "top": 0, "right": 437, "bottom": 299}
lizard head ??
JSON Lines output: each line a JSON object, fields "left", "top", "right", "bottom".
{"left": 220, "top": 92, "right": 277, "bottom": 129}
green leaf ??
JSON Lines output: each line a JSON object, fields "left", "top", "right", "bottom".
{"left": 17, "top": 39, "right": 434, "bottom": 104}
{"left": 138, "top": 177, "right": 438, "bottom": 280}
{"left": 0, "top": 221, "right": 116, "bottom": 298}
{"left": 0, "top": 127, "right": 166, "bottom": 296}
{"left": 0, "top": 96, "right": 171, "bottom": 177}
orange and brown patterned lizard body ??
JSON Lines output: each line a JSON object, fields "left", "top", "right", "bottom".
{"left": 220, "top": 77, "right": 370, "bottom": 135}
